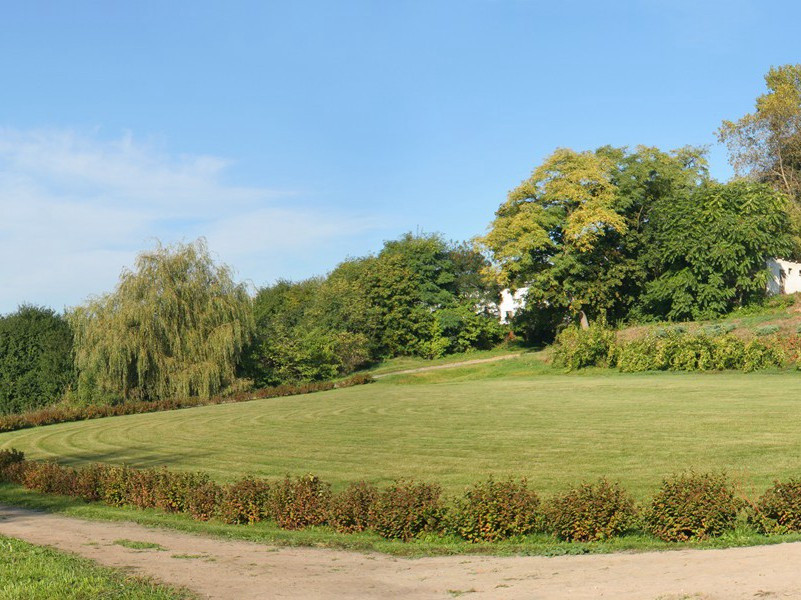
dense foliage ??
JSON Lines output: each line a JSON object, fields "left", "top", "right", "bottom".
{"left": 554, "top": 324, "right": 784, "bottom": 373}
{"left": 543, "top": 479, "right": 636, "bottom": 542}
{"left": 4, "top": 452, "right": 794, "bottom": 546}
{"left": 644, "top": 472, "right": 742, "bottom": 542}
{"left": 480, "top": 144, "right": 792, "bottom": 339}
{"left": 242, "top": 233, "right": 506, "bottom": 387}
{"left": 719, "top": 64, "right": 801, "bottom": 251}
{"left": 0, "top": 305, "right": 74, "bottom": 414}
{"left": 70, "top": 240, "right": 253, "bottom": 403}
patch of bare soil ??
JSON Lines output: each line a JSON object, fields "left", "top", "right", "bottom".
{"left": 2, "top": 504, "right": 801, "bottom": 599}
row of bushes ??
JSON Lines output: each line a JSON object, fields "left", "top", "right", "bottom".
{"left": 0, "top": 374, "right": 374, "bottom": 434}
{"left": 2, "top": 450, "right": 798, "bottom": 544}
{"left": 553, "top": 323, "right": 784, "bottom": 372}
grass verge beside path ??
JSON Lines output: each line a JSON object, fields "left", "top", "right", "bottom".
{"left": 4, "top": 483, "right": 801, "bottom": 559}
{"left": 0, "top": 532, "right": 192, "bottom": 599}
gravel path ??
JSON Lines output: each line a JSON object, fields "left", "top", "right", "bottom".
{"left": 2, "top": 504, "right": 801, "bottom": 599}
{"left": 372, "top": 353, "right": 523, "bottom": 379}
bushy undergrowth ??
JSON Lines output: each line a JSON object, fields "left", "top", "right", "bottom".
{"left": 448, "top": 478, "right": 541, "bottom": 542}
{"left": 327, "top": 481, "right": 378, "bottom": 533}
{"left": 552, "top": 322, "right": 617, "bottom": 370}
{"left": 368, "top": 481, "right": 445, "bottom": 541}
{"left": 749, "top": 478, "right": 801, "bottom": 534}
{"left": 3, "top": 450, "right": 794, "bottom": 547}
{"left": 544, "top": 478, "right": 636, "bottom": 542}
{"left": 644, "top": 472, "right": 742, "bottom": 541}
{"left": 0, "top": 374, "right": 373, "bottom": 434}
{"left": 555, "top": 324, "right": 784, "bottom": 372}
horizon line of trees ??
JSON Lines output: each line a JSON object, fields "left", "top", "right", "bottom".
{"left": 1, "top": 64, "right": 800, "bottom": 414}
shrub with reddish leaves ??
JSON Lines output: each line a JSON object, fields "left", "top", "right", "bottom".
{"left": 368, "top": 481, "right": 444, "bottom": 541}
{"left": 449, "top": 477, "right": 541, "bottom": 543}
{"left": 271, "top": 474, "right": 332, "bottom": 530}
{"left": 644, "top": 472, "right": 742, "bottom": 541}
{"left": 187, "top": 481, "right": 222, "bottom": 521}
{"left": 154, "top": 469, "right": 211, "bottom": 513}
{"left": 544, "top": 478, "right": 636, "bottom": 542}
{"left": 0, "top": 375, "right": 374, "bottom": 435}
{"left": 327, "top": 481, "right": 378, "bottom": 533}
{"left": 218, "top": 477, "right": 272, "bottom": 525}
{"left": 0, "top": 448, "right": 24, "bottom": 475}
{"left": 750, "top": 478, "right": 801, "bottom": 534}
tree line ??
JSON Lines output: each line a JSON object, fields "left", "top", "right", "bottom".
{"left": 1, "top": 64, "right": 800, "bottom": 413}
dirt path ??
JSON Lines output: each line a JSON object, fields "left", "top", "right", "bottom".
{"left": 372, "top": 353, "right": 523, "bottom": 379}
{"left": 2, "top": 505, "right": 801, "bottom": 599}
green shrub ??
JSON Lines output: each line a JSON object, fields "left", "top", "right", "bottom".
{"left": 368, "top": 481, "right": 445, "bottom": 541}
{"left": 644, "top": 472, "right": 742, "bottom": 541}
{"left": 743, "top": 339, "right": 784, "bottom": 371}
{"left": 749, "top": 478, "right": 801, "bottom": 534}
{"left": 755, "top": 324, "right": 781, "bottom": 336}
{"left": 153, "top": 469, "right": 210, "bottom": 514}
{"left": 544, "top": 479, "right": 636, "bottom": 542}
{"left": 616, "top": 332, "right": 779, "bottom": 373}
{"left": 327, "top": 481, "right": 378, "bottom": 533}
{"left": 218, "top": 478, "right": 272, "bottom": 525}
{"left": 271, "top": 474, "right": 332, "bottom": 530}
{"left": 448, "top": 477, "right": 541, "bottom": 542}
{"left": 701, "top": 323, "right": 736, "bottom": 336}
{"left": 552, "top": 322, "right": 617, "bottom": 370}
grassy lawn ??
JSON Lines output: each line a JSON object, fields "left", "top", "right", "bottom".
{"left": 1, "top": 357, "right": 801, "bottom": 500}
{"left": 0, "top": 534, "right": 191, "bottom": 599}
{"left": 359, "top": 344, "right": 526, "bottom": 376}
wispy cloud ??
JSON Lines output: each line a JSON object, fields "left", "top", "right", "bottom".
{"left": 0, "top": 129, "right": 382, "bottom": 313}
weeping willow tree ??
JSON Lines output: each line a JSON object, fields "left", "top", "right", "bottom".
{"left": 70, "top": 239, "right": 253, "bottom": 403}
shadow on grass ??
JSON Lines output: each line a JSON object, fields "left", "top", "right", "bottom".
{"left": 3, "top": 483, "right": 801, "bottom": 558}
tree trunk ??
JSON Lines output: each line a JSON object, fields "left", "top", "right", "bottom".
{"left": 579, "top": 311, "right": 590, "bottom": 330}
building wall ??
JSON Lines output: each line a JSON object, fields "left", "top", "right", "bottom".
{"left": 767, "top": 258, "right": 801, "bottom": 295}
{"left": 498, "top": 287, "right": 529, "bottom": 324}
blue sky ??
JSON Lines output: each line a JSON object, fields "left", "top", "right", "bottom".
{"left": 1, "top": 0, "right": 799, "bottom": 313}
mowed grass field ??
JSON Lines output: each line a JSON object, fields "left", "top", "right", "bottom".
{"left": 2, "top": 357, "right": 801, "bottom": 500}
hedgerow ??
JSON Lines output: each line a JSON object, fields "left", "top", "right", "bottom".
{"left": 556, "top": 325, "right": 784, "bottom": 373}
{"left": 2, "top": 451, "right": 794, "bottom": 546}
{"left": 0, "top": 374, "right": 373, "bottom": 435}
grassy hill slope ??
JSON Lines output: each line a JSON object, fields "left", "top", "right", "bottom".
{"left": 1, "top": 356, "right": 800, "bottom": 500}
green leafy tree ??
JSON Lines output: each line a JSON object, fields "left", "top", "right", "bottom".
{"left": 480, "top": 146, "right": 707, "bottom": 333}
{"left": 637, "top": 180, "right": 792, "bottom": 320}
{"left": 0, "top": 305, "right": 74, "bottom": 414}
{"left": 719, "top": 64, "right": 801, "bottom": 250}
{"left": 70, "top": 239, "right": 253, "bottom": 403}
{"left": 241, "top": 279, "right": 370, "bottom": 387}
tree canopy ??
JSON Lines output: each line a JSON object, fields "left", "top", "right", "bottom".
{"left": 719, "top": 64, "right": 801, "bottom": 251}
{"left": 480, "top": 145, "right": 790, "bottom": 336}
{"left": 0, "top": 305, "right": 74, "bottom": 414}
{"left": 70, "top": 239, "right": 253, "bottom": 403}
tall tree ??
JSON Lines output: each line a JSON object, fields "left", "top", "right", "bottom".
{"left": 479, "top": 146, "right": 707, "bottom": 331}
{"left": 719, "top": 64, "right": 801, "bottom": 250}
{"left": 637, "top": 180, "right": 792, "bottom": 320}
{"left": 70, "top": 239, "right": 253, "bottom": 402}
{"left": 0, "top": 305, "right": 74, "bottom": 414}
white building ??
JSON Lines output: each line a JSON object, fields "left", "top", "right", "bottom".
{"left": 497, "top": 287, "right": 529, "bottom": 324}
{"left": 767, "top": 258, "right": 801, "bottom": 295}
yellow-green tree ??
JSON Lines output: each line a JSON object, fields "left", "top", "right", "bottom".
{"left": 719, "top": 64, "right": 801, "bottom": 249}
{"left": 70, "top": 239, "right": 253, "bottom": 403}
